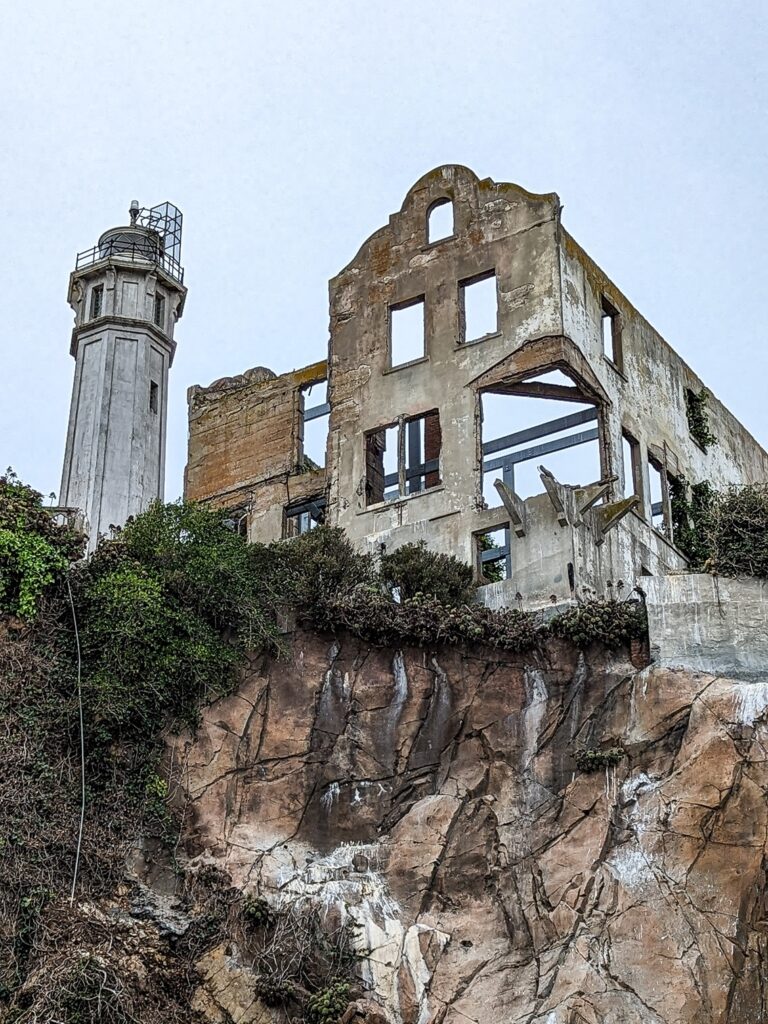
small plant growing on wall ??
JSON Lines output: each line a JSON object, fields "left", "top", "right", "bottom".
{"left": 575, "top": 747, "right": 625, "bottom": 773}
{"left": 685, "top": 388, "right": 717, "bottom": 452}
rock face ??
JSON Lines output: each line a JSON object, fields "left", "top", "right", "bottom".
{"left": 169, "top": 631, "right": 768, "bottom": 1024}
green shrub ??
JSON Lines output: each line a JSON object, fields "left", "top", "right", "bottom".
{"left": 305, "top": 981, "right": 351, "bottom": 1024}
{"left": 575, "top": 747, "right": 625, "bottom": 772}
{"left": 263, "top": 526, "right": 377, "bottom": 630}
{"left": 380, "top": 541, "right": 475, "bottom": 604}
{"left": 72, "top": 556, "right": 238, "bottom": 749}
{"left": 670, "top": 478, "right": 715, "bottom": 567}
{"left": 670, "top": 481, "right": 768, "bottom": 578}
{"left": 0, "top": 472, "right": 83, "bottom": 620}
{"left": 242, "top": 894, "right": 276, "bottom": 929}
{"left": 550, "top": 600, "right": 646, "bottom": 649}
{"left": 119, "top": 501, "right": 282, "bottom": 652}
{"left": 706, "top": 483, "right": 768, "bottom": 578}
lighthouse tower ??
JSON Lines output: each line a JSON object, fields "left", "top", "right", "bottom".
{"left": 59, "top": 202, "right": 187, "bottom": 550}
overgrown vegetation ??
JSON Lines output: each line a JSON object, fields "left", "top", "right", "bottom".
{"left": 685, "top": 387, "right": 717, "bottom": 452}
{"left": 0, "top": 474, "right": 651, "bottom": 1021}
{"left": 671, "top": 480, "right": 768, "bottom": 577}
{"left": 574, "top": 747, "right": 625, "bottom": 773}
{"left": 670, "top": 478, "right": 715, "bottom": 568}
{"left": 380, "top": 540, "right": 476, "bottom": 604}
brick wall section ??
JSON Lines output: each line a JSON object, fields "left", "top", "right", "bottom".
{"left": 185, "top": 361, "right": 327, "bottom": 510}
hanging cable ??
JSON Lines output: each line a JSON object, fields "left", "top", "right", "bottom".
{"left": 66, "top": 573, "right": 86, "bottom": 904}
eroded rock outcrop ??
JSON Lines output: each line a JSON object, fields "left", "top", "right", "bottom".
{"left": 166, "top": 632, "right": 768, "bottom": 1023}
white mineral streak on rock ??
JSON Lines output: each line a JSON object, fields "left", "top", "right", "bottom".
{"left": 275, "top": 842, "right": 446, "bottom": 1023}
{"left": 404, "top": 923, "right": 449, "bottom": 1024}
{"left": 390, "top": 652, "right": 409, "bottom": 732}
{"left": 522, "top": 668, "right": 548, "bottom": 767}
{"left": 734, "top": 680, "right": 768, "bottom": 725}
{"left": 321, "top": 781, "right": 341, "bottom": 812}
{"left": 608, "top": 771, "right": 661, "bottom": 894}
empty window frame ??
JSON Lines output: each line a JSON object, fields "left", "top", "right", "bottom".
{"left": 284, "top": 496, "right": 326, "bottom": 538}
{"left": 480, "top": 369, "right": 601, "bottom": 506}
{"left": 301, "top": 379, "right": 329, "bottom": 469}
{"left": 149, "top": 380, "right": 159, "bottom": 414}
{"left": 427, "top": 198, "right": 454, "bottom": 244}
{"left": 222, "top": 507, "right": 249, "bottom": 538}
{"left": 389, "top": 297, "right": 426, "bottom": 367}
{"left": 601, "top": 296, "right": 622, "bottom": 369}
{"left": 475, "top": 526, "right": 510, "bottom": 583}
{"left": 460, "top": 272, "right": 498, "bottom": 344}
{"left": 154, "top": 292, "right": 166, "bottom": 328}
{"left": 647, "top": 453, "right": 668, "bottom": 534}
{"left": 621, "top": 429, "right": 642, "bottom": 502}
{"left": 365, "top": 410, "right": 441, "bottom": 506}
{"left": 90, "top": 285, "right": 104, "bottom": 320}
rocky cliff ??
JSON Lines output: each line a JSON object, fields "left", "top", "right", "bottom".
{"left": 159, "top": 630, "right": 768, "bottom": 1024}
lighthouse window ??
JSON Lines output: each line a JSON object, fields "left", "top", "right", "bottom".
{"left": 154, "top": 293, "right": 166, "bottom": 328}
{"left": 149, "top": 381, "right": 159, "bottom": 414}
{"left": 90, "top": 285, "right": 103, "bottom": 320}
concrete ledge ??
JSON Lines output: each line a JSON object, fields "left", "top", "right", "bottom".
{"left": 645, "top": 573, "right": 768, "bottom": 681}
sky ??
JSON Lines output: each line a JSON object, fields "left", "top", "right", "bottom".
{"left": 2, "top": 0, "right": 766, "bottom": 501}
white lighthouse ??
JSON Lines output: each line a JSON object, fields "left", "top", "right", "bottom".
{"left": 59, "top": 202, "right": 187, "bottom": 550}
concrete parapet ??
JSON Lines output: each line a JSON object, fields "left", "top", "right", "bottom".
{"left": 645, "top": 573, "right": 768, "bottom": 681}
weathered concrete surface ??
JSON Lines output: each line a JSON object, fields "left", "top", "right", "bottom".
{"left": 646, "top": 572, "right": 768, "bottom": 681}
{"left": 168, "top": 631, "right": 768, "bottom": 1023}
{"left": 61, "top": 215, "right": 187, "bottom": 551}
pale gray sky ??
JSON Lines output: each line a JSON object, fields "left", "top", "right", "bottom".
{"left": 2, "top": 0, "right": 766, "bottom": 499}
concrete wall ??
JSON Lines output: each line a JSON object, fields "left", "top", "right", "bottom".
{"left": 645, "top": 573, "right": 768, "bottom": 681}
{"left": 559, "top": 232, "right": 768, "bottom": 505}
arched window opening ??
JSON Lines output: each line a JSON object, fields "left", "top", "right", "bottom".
{"left": 427, "top": 198, "right": 454, "bottom": 244}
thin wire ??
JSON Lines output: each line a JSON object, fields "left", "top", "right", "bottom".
{"left": 66, "top": 573, "right": 86, "bottom": 904}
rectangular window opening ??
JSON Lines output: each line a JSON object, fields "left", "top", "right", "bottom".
{"left": 427, "top": 199, "right": 454, "bottom": 244}
{"left": 90, "top": 285, "right": 103, "bottom": 320}
{"left": 284, "top": 497, "right": 326, "bottom": 538}
{"left": 647, "top": 454, "right": 666, "bottom": 533}
{"left": 622, "top": 430, "right": 641, "bottom": 503}
{"left": 390, "top": 298, "right": 425, "bottom": 367}
{"left": 154, "top": 292, "right": 166, "bottom": 328}
{"left": 481, "top": 386, "right": 601, "bottom": 506}
{"left": 460, "top": 272, "right": 498, "bottom": 344}
{"left": 149, "top": 380, "right": 159, "bottom": 414}
{"left": 601, "top": 296, "right": 622, "bottom": 369}
{"left": 301, "top": 379, "right": 329, "bottom": 470}
{"left": 365, "top": 410, "right": 441, "bottom": 506}
{"left": 476, "top": 526, "right": 510, "bottom": 583}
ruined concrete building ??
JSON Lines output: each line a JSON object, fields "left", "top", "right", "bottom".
{"left": 180, "top": 167, "right": 758, "bottom": 605}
